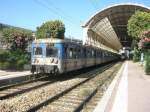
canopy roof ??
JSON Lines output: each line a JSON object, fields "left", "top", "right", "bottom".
{"left": 82, "top": 3, "right": 150, "bottom": 51}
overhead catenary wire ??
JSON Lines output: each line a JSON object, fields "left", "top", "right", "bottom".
{"left": 43, "top": 0, "right": 76, "bottom": 22}
{"left": 33, "top": 0, "right": 80, "bottom": 28}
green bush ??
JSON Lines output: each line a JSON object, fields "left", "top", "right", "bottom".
{"left": 16, "top": 59, "right": 26, "bottom": 70}
{"left": 133, "top": 48, "right": 141, "bottom": 62}
{"left": 4, "top": 62, "right": 10, "bottom": 69}
{"left": 0, "top": 62, "right": 3, "bottom": 69}
{"left": 0, "top": 50, "right": 9, "bottom": 62}
{"left": 145, "top": 51, "right": 150, "bottom": 75}
{"left": 0, "top": 50, "right": 30, "bottom": 70}
{"left": 1, "top": 62, "right": 10, "bottom": 70}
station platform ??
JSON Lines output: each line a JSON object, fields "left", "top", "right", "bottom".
{"left": 0, "top": 70, "right": 31, "bottom": 80}
{"left": 94, "top": 61, "right": 150, "bottom": 112}
{"left": 0, "top": 70, "right": 31, "bottom": 87}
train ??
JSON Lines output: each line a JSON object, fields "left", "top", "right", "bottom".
{"left": 31, "top": 38, "right": 120, "bottom": 75}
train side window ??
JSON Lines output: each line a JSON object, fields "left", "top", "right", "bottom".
{"left": 83, "top": 48, "right": 86, "bottom": 58}
{"left": 92, "top": 50, "right": 94, "bottom": 57}
{"left": 94, "top": 50, "right": 96, "bottom": 57}
{"left": 87, "top": 50, "right": 90, "bottom": 58}
{"left": 102, "top": 52, "right": 104, "bottom": 57}
{"left": 88, "top": 50, "right": 92, "bottom": 58}
{"left": 105, "top": 52, "right": 107, "bottom": 57}
{"left": 69, "top": 48, "right": 73, "bottom": 58}
{"left": 78, "top": 49, "right": 81, "bottom": 58}
{"left": 64, "top": 47, "right": 67, "bottom": 59}
{"left": 100, "top": 51, "right": 102, "bottom": 57}
{"left": 74, "top": 48, "right": 77, "bottom": 59}
{"left": 73, "top": 48, "right": 77, "bottom": 59}
{"left": 104, "top": 52, "right": 106, "bottom": 57}
{"left": 97, "top": 51, "right": 98, "bottom": 57}
{"left": 96, "top": 50, "right": 98, "bottom": 57}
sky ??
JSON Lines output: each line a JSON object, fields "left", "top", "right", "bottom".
{"left": 0, "top": 0, "right": 149, "bottom": 40}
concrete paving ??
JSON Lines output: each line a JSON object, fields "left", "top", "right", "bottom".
{"left": 94, "top": 61, "right": 150, "bottom": 112}
{"left": 111, "top": 61, "right": 150, "bottom": 112}
{"left": 128, "top": 61, "right": 150, "bottom": 112}
{"left": 0, "top": 70, "right": 32, "bottom": 87}
{"left": 0, "top": 70, "right": 31, "bottom": 80}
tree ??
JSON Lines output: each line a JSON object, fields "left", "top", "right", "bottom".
{"left": 36, "top": 20, "right": 65, "bottom": 39}
{"left": 127, "top": 11, "right": 150, "bottom": 39}
{"left": 2, "top": 27, "right": 32, "bottom": 52}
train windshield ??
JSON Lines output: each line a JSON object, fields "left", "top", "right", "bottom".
{"left": 46, "top": 47, "right": 58, "bottom": 57}
{"left": 33, "top": 47, "right": 42, "bottom": 55}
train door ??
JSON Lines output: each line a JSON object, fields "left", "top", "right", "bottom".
{"left": 77, "top": 48, "right": 82, "bottom": 69}
{"left": 63, "top": 44, "right": 74, "bottom": 72}
{"left": 66, "top": 46, "right": 74, "bottom": 72}
{"left": 83, "top": 47, "right": 87, "bottom": 67}
{"left": 63, "top": 44, "right": 68, "bottom": 72}
{"left": 74, "top": 47, "right": 77, "bottom": 69}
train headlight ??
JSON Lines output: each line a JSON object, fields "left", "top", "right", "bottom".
{"left": 33, "top": 59, "right": 36, "bottom": 63}
{"left": 36, "top": 59, "right": 39, "bottom": 63}
{"left": 33, "top": 59, "right": 39, "bottom": 63}
{"left": 51, "top": 58, "right": 54, "bottom": 63}
{"left": 55, "top": 59, "right": 58, "bottom": 64}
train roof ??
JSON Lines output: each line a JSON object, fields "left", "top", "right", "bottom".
{"left": 33, "top": 38, "right": 82, "bottom": 44}
{"left": 33, "top": 38, "right": 119, "bottom": 54}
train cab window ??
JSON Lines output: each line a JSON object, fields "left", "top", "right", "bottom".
{"left": 46, "top": 47, "right": 58, "bottom": 57}
{"left": 34, "top": 47, "right": 42, "bottom": 55}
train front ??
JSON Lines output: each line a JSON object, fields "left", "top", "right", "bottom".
{"left": 31, "top": 39, "right": 61, "bottom": 75}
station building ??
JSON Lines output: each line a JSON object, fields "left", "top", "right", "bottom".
{"left": 82, "top": 3, "right": 150, "bottom": 112}
{"left": 82, "top": 3, "right": 150, "bottom": 57}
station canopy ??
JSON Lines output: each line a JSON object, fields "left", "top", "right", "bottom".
{"left": 82, "top": 3, "right": 150, "bottom": 52}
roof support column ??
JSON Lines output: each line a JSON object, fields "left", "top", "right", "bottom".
{"left": 82, "top": 27, "right": 88, "bottom": 45}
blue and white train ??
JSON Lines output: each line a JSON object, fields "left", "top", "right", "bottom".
{"left": 31, "top": 38, "right": 120, "bottom": 75}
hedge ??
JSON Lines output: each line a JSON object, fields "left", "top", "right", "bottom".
{"left": 0, "top": 50, "right": 30, "bottom": 70}
{"left": 145, "top": 51, "right": 150, "bottom": 75}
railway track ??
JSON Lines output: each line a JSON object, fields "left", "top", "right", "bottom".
{"left": 33, "top": 63, "right": 121, "bottom": 112}
{"left": 0, "top": 77, "right": 56, "bottom": 100}
{"left": 0, "top": 68, "right": 89, "bottom": 100}
{"left": 0, "top": 73, "right": 47, "bottom": 91}
{"left": 0, "top": 62, "right": 112, "bottom": 100}
{"left": 0, "top": 66, "right": 97, "bottom": 100}
{"left": 80, "top": 65, "right": 121, "bottom": 112}
{"left": 0, "top": 62, "right": 121, "bottom": 112}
